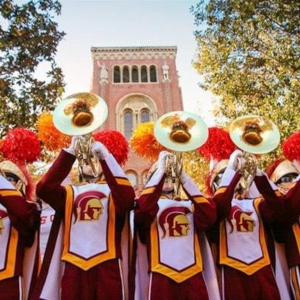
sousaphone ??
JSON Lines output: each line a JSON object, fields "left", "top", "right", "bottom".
{"left": 154, "top": 111, "right": 208, "bottom": 151}
{"left": 53, "top": 92, "right": 108, "bottom": 135}
{"left": 229, "top": 114, "right": 280, "bottom": 154}
{"left": 53, "top": 92, "right": 108, "bottom": 179}
{"left": 154, "top": 111, "right": 209, "bottom": 194}
{"left": 229, "top": 114, "right": 280, "bottom": 193}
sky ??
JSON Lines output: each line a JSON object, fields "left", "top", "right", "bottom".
{"left": 44, "top": 0, "right": 215, "bottom": 125}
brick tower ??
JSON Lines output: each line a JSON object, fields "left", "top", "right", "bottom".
{"left": 90, "top": 46, "right": 183, "bottom": 186}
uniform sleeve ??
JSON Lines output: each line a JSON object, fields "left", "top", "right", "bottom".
{"left": 212, "top": 168, "right": 241, "bottom": 220}
{"left": 100, "top": 154, "right": 135, "bottom": 215}
{"left": 282, "top": 178, "right": 300, "bottom": 224}
{"left": 254, "top": 174, "right": 285, "bottom": 224}
{"left": 134, "top": 169, "right": 165, "bottom": 229}
{"left": 181, "top": 175, "right": 216, "bottom": 231}
{"left": 36, "top": 150, "right": 76, "bottom": 212}
{"left": 0, "top": 176, "right": 40, "bottom": 242}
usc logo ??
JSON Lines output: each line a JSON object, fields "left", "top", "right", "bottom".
{"left": 158, "top": 206, "right": 192, "bottom": 238}
{"left": 227, "top": 205, "right": 255, "bottom": 233}
{"left": 74, "top": 191, "right": 106, "bottom": 222}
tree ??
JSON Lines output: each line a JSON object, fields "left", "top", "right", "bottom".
{"left": 191, "top": 0, "right": 300, "bottom": 156}
{"left": 0, "top": 0, "right": 66, "bottom": 137}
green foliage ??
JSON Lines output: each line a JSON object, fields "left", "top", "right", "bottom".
{"left": 191, "top": 0, "right": 300, "bottom": 163}
{"left": 0, "top": 0, "right": 66, "bottom": 137}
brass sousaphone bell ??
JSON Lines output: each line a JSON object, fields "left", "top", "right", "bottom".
{"left": 229, "top": 114, "right": 280, "bottom": 155}
{"left": 154, "top": 111, "right": 209, "bottom": 195}
{"left": 229, "top": 114, "right": 280, "bottom": 192}
{"left": 53, "top": 92, "right": 108, "bottom": 179}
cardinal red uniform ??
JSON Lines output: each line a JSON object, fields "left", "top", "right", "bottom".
{"left": 135, "top": 167, "right": 219, "bottom": 300}
{"left": 214, "top": 168, "right": 290, "bottom": 300}
{"left": 0, "top": 175, "right": 40, "bottom": 300}
{"left": 34, "top": 150, "right": 135, "bottom": 300}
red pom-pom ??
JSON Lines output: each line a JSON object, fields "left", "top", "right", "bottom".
{"left": 1, "top": 128, "right": 41, "bottom": 163}
{"left": 197, "top": 127, "right": 236, "bottom": 161}
{"left": 282, "top": 131, "right": 300, "bottom": 160}
{"left": 93, "top": 130, "right": 129, "bottom": 165}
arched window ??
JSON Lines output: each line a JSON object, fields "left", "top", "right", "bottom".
{"left": 141, "top": 65, "right": 148, "bottom": 82}
{"left": 117, "top": 95, "right": 156, "bottom": 142}
{"left": 124, "top": 109, "right": 133, "bottom": 140}
{"left": 123, "top": 66, "right": 130, "bottom": 83}
{"left": 150, "top": 65, "right": 157, "bottom": 82}
{"left": 113, "top": 66, "right": 121, "bottom": 83}
{"left": 132, "top": 66, "right": 139, "bottom": 82}
{"left": 141, "top": 109, "right": 150, "bottom": 123}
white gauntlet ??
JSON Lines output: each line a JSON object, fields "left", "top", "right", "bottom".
{"left": 91, "top": 141, "right": 109, "bottom": 160}
{"left": 228, "top": 149, "right": 243, "bottom": 170}
{"left": 157, "top": 150, "right": 173, "bottom": 172}
{"left": 64, "top": 135, "right": 81, "bottom": 155}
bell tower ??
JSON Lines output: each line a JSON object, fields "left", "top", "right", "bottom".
{"left": 90, "top": 46, "right": 183, "bottom": 186}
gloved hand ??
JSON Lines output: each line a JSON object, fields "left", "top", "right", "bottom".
{"left": 228, "top": 149, "right": 243, "bottom": 170}
{"left": 64, "top": 135, "right": 82, "bottom": 155}
{"left": 91, "top": 141, "right": 109, "bottom": 160}
{"left": 157, "top": 151, "right": 173, "bottom": 171}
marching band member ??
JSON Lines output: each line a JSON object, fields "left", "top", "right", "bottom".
{"left": 213, "top": 149, "right": 291, "bottom": 299}
{"left": 265, "top": 131, "right": 300, "bottom": 299}
{"left": 0, "top": 160, "right": 40, "bottom": 300}
{"left": 135, "top": 151, "right": 220, "bottom": 300}
{"left": 33, "top": 134, "right": 135, "bottom": 300}
{"left": 265, "top": 158, "right": 300, "bottom": 299}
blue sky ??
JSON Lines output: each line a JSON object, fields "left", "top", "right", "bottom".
{"left": 46, "top": 0, "right": 214, "bottom": 124}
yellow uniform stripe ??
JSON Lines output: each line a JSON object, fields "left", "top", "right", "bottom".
{"left": 193, "top": 196, "right": 209, "bottom": 204}
{"left": 116, "top": 178, "right": 131, "bottom": 186}
{"left": 140, "top": 187, "right": 155, "bottom": 195}
{"left": 0, "top": 189, "right": 22, "bottom": 197}
{"left": 214, "top": 187, "right": 226, "bottom": 195}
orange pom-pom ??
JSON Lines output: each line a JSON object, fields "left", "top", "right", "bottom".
{"left": 129, "top": 122, "right": 167, "bottom": 162}
{"left": 36, "top": 112, "right": 71, "bottom": 151}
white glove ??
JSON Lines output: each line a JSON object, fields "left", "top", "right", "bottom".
{"left": 228, "top": 149, "right": 243, "bottom": 170}
{"left": 293, "top": 159, "right": 300, "bottom": 173}
{"left": 157, "top": 151, "right": 173, "bottom": 171}
{"left": 91, "top": 141, "right": 109, "bottom": 160}
{"left": 64, "top": 135, "right": 82, "bottom": 155}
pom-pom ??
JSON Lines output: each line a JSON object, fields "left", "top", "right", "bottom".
{"left": 129, "top": 122, "right": 167, "bottom": 162}
{"left": 1, "top": 127, "right": 41, "bottom": 163}
{"left": 36, "top": 112, "right": 71, "bottom": 151}
{"left": 198, "top": 127, "right": 236, "bottom": 161}
{"left": 93, "top": 130, "right": 129, "bottom": 165}
{"left": 282, "top": 131, "right": 300, "bottom": 160}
